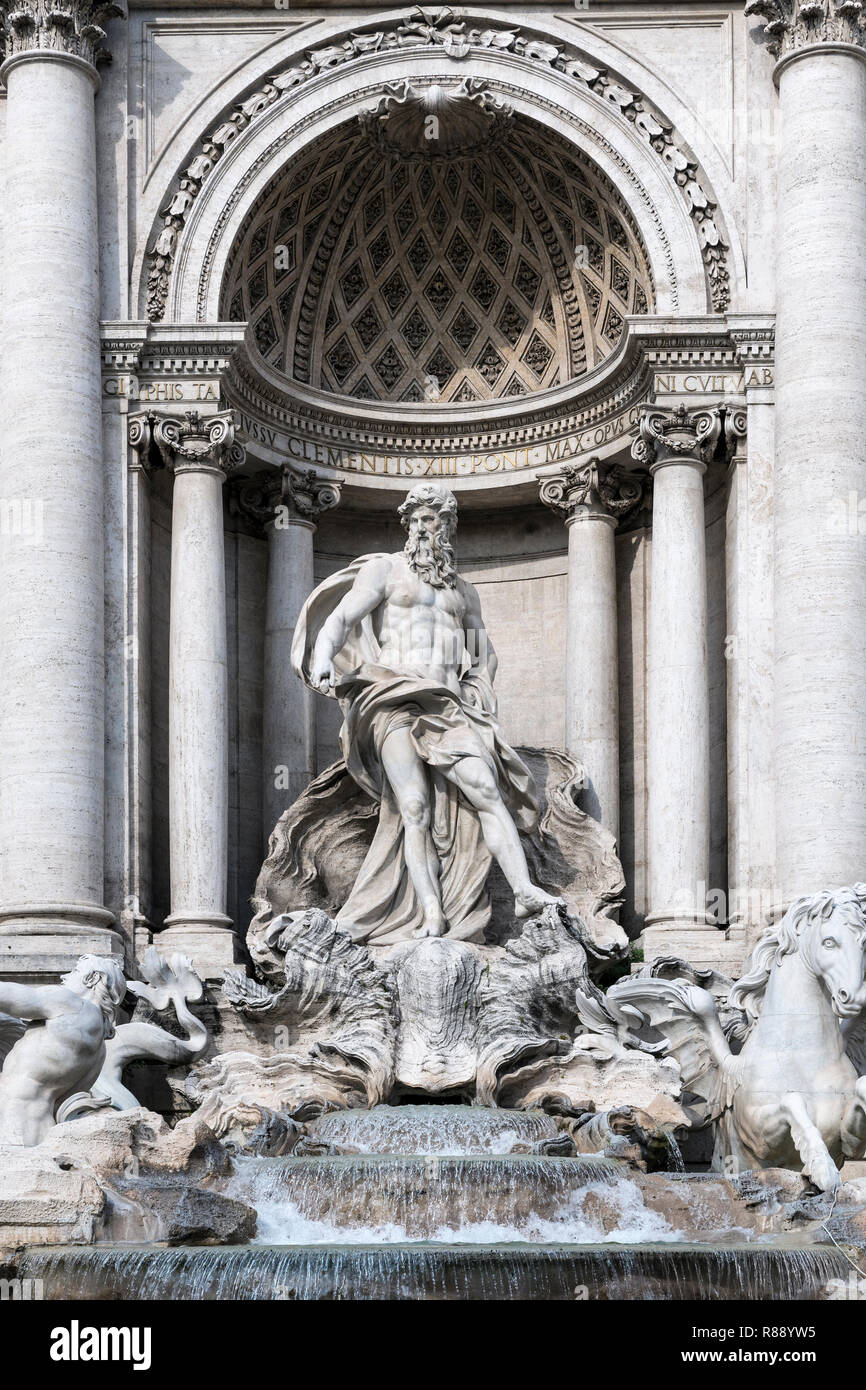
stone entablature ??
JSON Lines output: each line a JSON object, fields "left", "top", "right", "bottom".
{"left": 104, "top": 316, "right": 773, "bottom": 491}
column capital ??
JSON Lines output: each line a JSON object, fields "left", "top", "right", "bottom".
{"left": 538, "top": 457, "right": 643, "bottom": 526}
{"left": 631, "top": 404, "right": 723, "bottom": 474}
{"left": 745, "top": 0, "right": 866, "bottom": 63}
{"left": 0, "top": 0, "right": 124, "bottom": 74}
{"left": 231, "top": 465, "right": 341, "bottom": 533}
{"left": 147, "top": 410, "right": 245, "bottom": 480}
{"left": 127, "top": 411, "right": 157, "bottom": 474}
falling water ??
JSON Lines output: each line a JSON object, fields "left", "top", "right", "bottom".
{"left": 308, "top": 1104, "right": 560, "bottom": 1155}
{"left": 18, "top": 1242, "right": 851, "bottom": 1302}
{"left": 223, "top": 1155, "right": 663, "bottom": 1245}
{"left": 16, "top": 1104, "right": 859, "bottom": 1299}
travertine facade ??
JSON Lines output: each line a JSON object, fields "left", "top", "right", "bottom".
{"left": 0, "top": 0, "right": 862, "bottom": 991}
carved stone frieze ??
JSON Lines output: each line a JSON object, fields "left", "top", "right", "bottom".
{"left": 745, "top": 0, "right": 866, "bottom": 59}
{"left": 0, "top": 0, "right": 122, "bottom": 68}
{"left": 146, "top": 10, "right": 731, "bottom": 323}
{"left": 539, "top": 455, "right": 643, "bottom": 524}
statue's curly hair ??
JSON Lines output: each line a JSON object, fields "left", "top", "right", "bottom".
{"left": 397, "top": 482, "right": 458, "bottom": 532}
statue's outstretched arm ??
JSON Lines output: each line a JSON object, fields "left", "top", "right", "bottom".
{"left": 0, "top": 981, "right": 73, "bottom": 1022}
{"left": 311, "top": 555, "right": 391, "bottom": 688}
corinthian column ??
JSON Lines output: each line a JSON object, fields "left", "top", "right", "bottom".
{"left": 748, "top": 0, "right": 866, "bottom": 907}
{"left": 539, "top": 458, "right": 642, "bottom": 838}
{"left": 153, "top": 412, "right": 243, "bottom": 978}
{"left": 633, "top": 406, "right": 722, "bottom": 966}
{"left": 234, "top": 468, "right": 341, "bottom": 847}
{"left": 0, "top": 1, "right": 123, "bottom": 973}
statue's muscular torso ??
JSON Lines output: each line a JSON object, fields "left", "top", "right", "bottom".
{"left": 376, "top": 555, "right": 470, "bottom": 694}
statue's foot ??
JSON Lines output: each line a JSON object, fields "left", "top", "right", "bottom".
{"left": 414, "top": 910, "right": 447, "bottom": 938}
{"left": 514, "top": 886, "right": 566, "bottom": 921}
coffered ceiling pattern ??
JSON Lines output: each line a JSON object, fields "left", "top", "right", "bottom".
{"left": 221, "top": 116, "right": 654, "bottom": 404}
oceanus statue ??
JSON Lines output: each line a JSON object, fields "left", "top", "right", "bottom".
{"left": 606, "top": 885, "right": 866, "bottom": 1191}
{"left": 291, "top": 481, "right": 563, "bottom": 944}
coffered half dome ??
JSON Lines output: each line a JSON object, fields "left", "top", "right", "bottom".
{"left": 221, "top": 101, "right": 654, "bottom": 406}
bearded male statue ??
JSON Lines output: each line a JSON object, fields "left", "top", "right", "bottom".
{"left": 291, "top": 481, "right": 562, "bottom": 945}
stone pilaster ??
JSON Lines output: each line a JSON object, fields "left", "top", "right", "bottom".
{"left": 0, "top": 0, "right": 124, "bottom": 978}
{"left": 539, "top": 458, "right": 641, "bottom": 839}
{"left": 154, "top": 412, "right": 244, "bottom": 980}
{"left": 233, "top": 467, "right": 341, "bottom": 846}
{"left": 749, "top": 0, "right": 866, "bottom": 910}
{"left": 632, "top": 405, "right": 726, "bottom": 969}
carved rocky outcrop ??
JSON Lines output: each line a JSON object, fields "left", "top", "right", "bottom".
{"left": 249, "top": 747, "right": 626, "bottom": 980}
{"left": 205, "top": 902, "right": 680, "bottom": 1126}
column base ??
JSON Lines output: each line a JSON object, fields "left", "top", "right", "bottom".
{"left": 638, "top": 922, "right": 746, "bottom": 978}
{"left": 0, "top": 905, "right": 124, "bottom": 982}
{"left": 158, "top": 913, "right": 238, "bottom": 981}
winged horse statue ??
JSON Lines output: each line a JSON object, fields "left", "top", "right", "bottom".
{"left": 603, "top": 885, "right": 866, "bottom": 1192}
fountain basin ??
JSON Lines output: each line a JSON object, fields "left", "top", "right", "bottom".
{"left": 17, "top": 1242, "right": 851, "bottom": 1301}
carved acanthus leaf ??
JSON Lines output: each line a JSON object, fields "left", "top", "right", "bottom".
{"left": 745, "top": 0, "right": 865, "bottom": 58}
{"left": 539, "top": 456, "right": 643, "bottom": 522}
{"left": 0, "top": 0, "right": 123, "bottom": 67}
{"left": 232, "top": 467, "right": 341, "bottom": 530}
{"left": 148, "top": 409, "right": 245, "bottom": 476}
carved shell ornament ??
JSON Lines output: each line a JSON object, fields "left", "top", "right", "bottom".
{"left": 359, "top": 79, "right": 513, "bottom": 162}
{"left": 144, "top": 8, "right": 732, "bottom": 322}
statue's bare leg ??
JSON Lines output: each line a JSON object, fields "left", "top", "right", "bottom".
{"left": 381, "top": 727, "right": 446, "bottom": 937}
{"left": 447, "top": 756, "right": 563, "bottom": 919}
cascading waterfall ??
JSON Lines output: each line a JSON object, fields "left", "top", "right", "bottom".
{"left": 16, "top": 1106, "right": 857, "bottom": 1300}
{"left": 18, "top": 1243, "right": 850, "bottom": 1302}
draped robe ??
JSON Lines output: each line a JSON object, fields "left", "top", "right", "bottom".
{"left": 290, "top": 555, "right": 538, "bottom": 944}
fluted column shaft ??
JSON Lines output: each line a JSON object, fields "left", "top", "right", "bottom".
{"left": 154, "top": 413, "right": 241, "bottom": 978}
{"left": 634, "top": 407, "right": 720, "bottom": 959}
{"left": 0, "top": 24, "right": 120, "bottom": 969}
{"left": 235, "top": 468, "right": 340, "bottom": 846}
{"left": 539, "top": 458, "right": 641, "bottom": 838}
{"left": 772, "top": 34, "right": 866, "bottom": 904}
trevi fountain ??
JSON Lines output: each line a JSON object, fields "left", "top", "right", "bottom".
{"left": 2, "top": 0, "right": 866, "bottom": 1319}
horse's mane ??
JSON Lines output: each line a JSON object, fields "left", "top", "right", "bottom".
{"left": 728, "top": 883, "right": 866, "bottom": 1037}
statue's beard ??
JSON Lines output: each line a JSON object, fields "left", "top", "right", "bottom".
{"left": 404, "top": 528, "right": 457, "bottom": 588}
